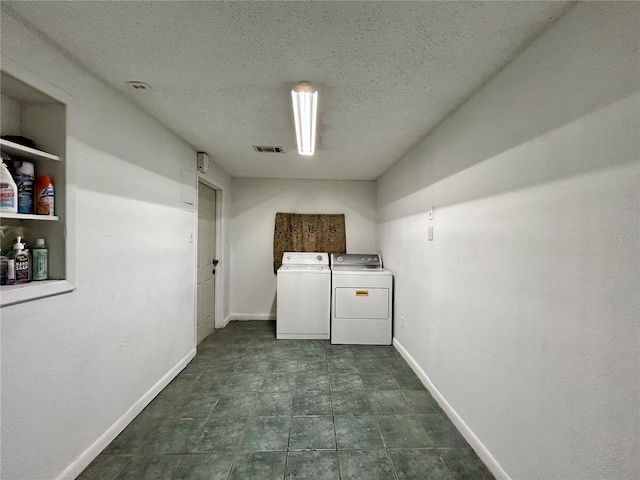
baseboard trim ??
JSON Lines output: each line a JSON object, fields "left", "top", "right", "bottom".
{"left": 393, "top": 338, "right": 510, "bottom": 480}
{"left": 227, "top": 313, "right": 276, "bottom": 321}
{"left": 57, "top": 348, "right": 196, "bottom": 480}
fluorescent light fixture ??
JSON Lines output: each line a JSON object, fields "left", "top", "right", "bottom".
{"left": 291, "top": 82, "right": 318, "bottom": 156}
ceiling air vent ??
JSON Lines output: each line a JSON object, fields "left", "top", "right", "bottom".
{"left": 253, "top": 145, "right": 284, "bottom": 153}
{"left": 125, "top": 81, "right": 152, "bottom": 91}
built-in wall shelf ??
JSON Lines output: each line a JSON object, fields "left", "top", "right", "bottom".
{"left": 0, "top": 213, "right": 59, "bottom": 221}
{"left": 1, "top": 65, "right": 68, "bottom": 307}
{"left": 0, "top": 138, "right": 60, "bottom": 162}
{"left": 1, "top": 279, "right": 75, "bottom": 307}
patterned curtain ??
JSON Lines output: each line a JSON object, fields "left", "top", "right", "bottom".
{"left": 273, "top": 213, "right": 346, "bottom": 273}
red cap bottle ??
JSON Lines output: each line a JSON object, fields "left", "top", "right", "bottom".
{"left": 35, "top": 175, "right": 54, "bottom": 216}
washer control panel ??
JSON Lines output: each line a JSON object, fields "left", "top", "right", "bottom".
{"left": 282, "top": 252, "right": 329, "bottom": 265}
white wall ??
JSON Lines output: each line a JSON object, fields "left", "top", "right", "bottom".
{"left": 0, "top": 11, "right": 230, "bottom": 480}
{"left": 0, "top": 93, "right": 22, "bottom": 134}
{"left": 378, "top": 3, "right": 639, "bottom": 480}
{"left": 230, "top": 178, "right": 376, "bottom": 318}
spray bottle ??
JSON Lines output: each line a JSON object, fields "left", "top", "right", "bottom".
{"left": 0, "top": 155, "right": 18, "bottom": 214}
{"left": 15, "top": 161, "right": 35, "bottom": 214}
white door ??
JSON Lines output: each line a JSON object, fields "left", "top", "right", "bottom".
{"left": 197, "top": 182, "right": 217, "bottom": 343}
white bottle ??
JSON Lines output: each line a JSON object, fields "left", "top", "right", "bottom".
{"left": 7, "top": 236, "right": 25, "bottom": 285}
{"left": 0, "top": 162, "right": 18, "bottom": 214}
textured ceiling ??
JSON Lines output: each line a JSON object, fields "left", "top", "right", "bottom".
{"left": 4, "top": 1, "right": 573, "bottom": 180}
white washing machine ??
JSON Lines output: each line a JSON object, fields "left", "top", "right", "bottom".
{"left": 276, "top": 252, "right": 331, "bottom": 340}
{"left": 331, "top": 253, "right": 393, "bottom": 345}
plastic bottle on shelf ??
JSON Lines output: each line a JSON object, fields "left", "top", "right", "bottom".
{"left": 15, "top": 161, "right": 35, "bottom": 214}
{"left": 7, "top": 236, "right": 30, "bottom": 284}
{"left": 0, "top": 255, "right": 7, "bottom": 285}
{"left": 0, "top": 226, "right": 8, "bottom": 285}
{"left": 35, "top": 175, "right": 54, "bottom": 216}
{"left": 6, "top": 246, "right": 15, "bottom": 285}
{"left": 22, "top": 247, "right": 32, "bottom": 282}
{"left": 0, "top": 161, "right": 18, "bottom": 214}
{"left": 33, "top": 238, "right": 48, "bottom": 281}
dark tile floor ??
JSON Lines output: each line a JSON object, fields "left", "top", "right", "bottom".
{"left": 78, "top": 321, "right": 494, "bottom": 480}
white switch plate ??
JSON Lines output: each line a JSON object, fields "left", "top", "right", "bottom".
{"left": 428, "top": 226, "right": 434, "bottom": 241}
{"left": 428, "top": 206, "right": 434, "bottom": 220}
{"left": 400, "top": 315, "right": 405, "bottom": 329}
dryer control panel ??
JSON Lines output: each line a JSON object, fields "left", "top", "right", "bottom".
{"left": 331, "top": 253, "right": 381, "bottom": 268}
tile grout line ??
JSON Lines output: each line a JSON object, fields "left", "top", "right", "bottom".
{"left": 84, "top": 323, "right": 492, "bottom": 479}
{"left": 372, "top": 397, "right": 402, "bottom": 480}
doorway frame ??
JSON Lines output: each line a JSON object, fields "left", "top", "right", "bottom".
{"left": 196, "top": 173, "right": 226, "bottom": 342}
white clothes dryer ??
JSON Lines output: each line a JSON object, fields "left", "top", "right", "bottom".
{"left": 330, "top": 254, "right": 393, "bottom": 345}
{"left": 276, "top": 252, "right": 331, "bottom": 340}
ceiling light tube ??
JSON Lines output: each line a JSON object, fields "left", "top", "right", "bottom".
{"left": 291, "top": 82, "right": 318, "bottom": 156}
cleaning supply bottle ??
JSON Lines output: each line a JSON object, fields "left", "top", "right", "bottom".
{"left": 0, "top": 226, "right": 8, "bottom": 285}
{"left": 6, "top": 245, "right": 15, "bottom": 285}
{"left": 33, "top": 238, "right": 48, "bottom": 281}
{"left": 23, "top": 247, "right": 32, "bottom": 282}
{"left": 7, "top": 236, "right": 28, "bottom": 284}
{"left": 0, "top": 161, "right": 18, "bottom": 214}
{"left": 35, "top": 175, "right": 54, "bottom": 216}
{"left": 0, "top": 253, "right": 7, "bottom": 285}
{"left": 15, "top": 161, "right": 35, "bottom": 214}
{"left": 13, "top": 236, "right": 31, "bottom": 284}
